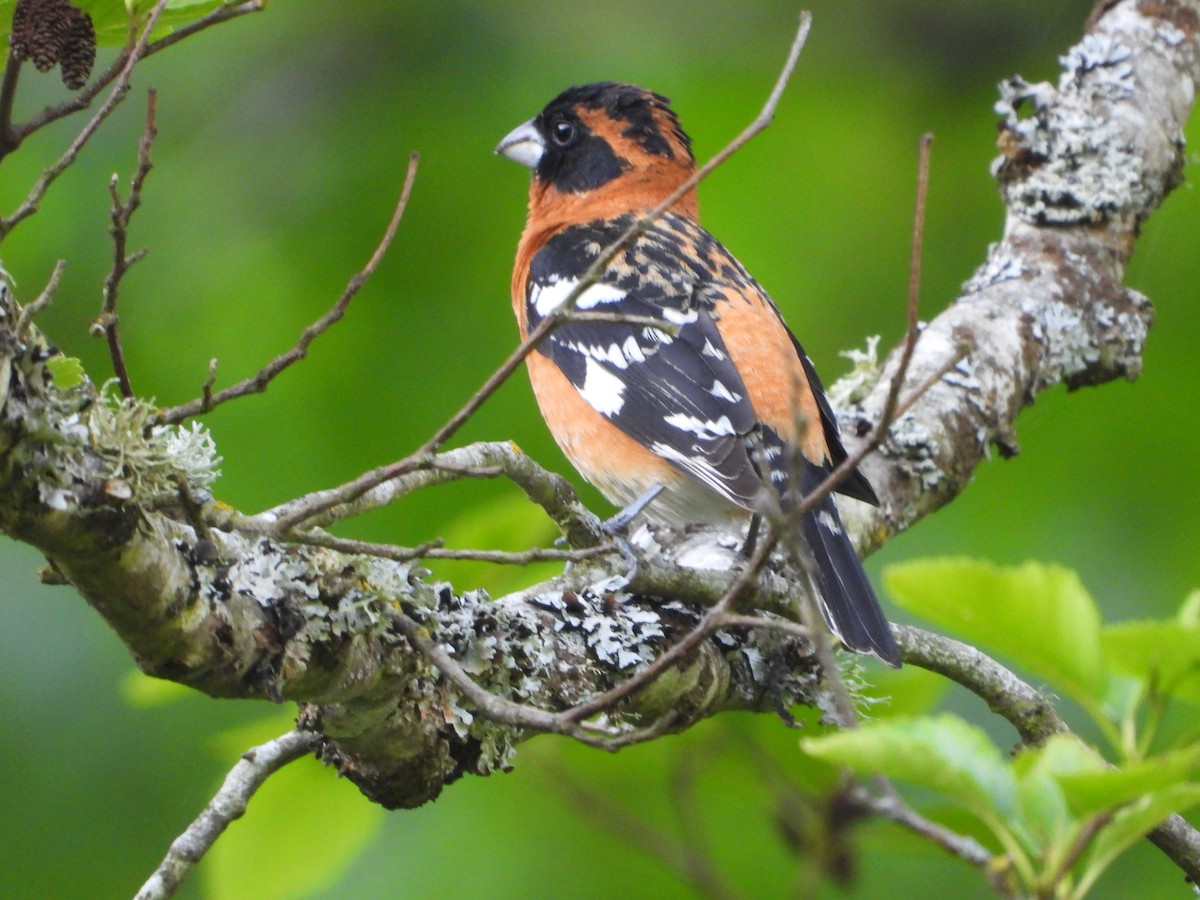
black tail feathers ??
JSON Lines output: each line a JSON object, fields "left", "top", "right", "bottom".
{"left": 800, "top": 491, "right": 901, "bottom": 668}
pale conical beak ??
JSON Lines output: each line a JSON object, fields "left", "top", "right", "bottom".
{"left": 495, "top": 119, "right": 545, "bottom": 169}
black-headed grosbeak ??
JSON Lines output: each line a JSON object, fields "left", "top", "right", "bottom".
{"left": 497, "top": 82, "right": 900, "bottom": 668}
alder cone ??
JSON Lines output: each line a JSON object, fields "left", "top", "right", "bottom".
{"left": 8, "top": 0, "right": 97, "bottom": 90}
{"left": 60, "top": 11, "right": 96, "bottom": 90}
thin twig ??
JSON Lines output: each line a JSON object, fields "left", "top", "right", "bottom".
{"left": 15, "top": 260, "right": 67, "bottom": 339}
{"left": 265, "top": 13, "right": 816, "bottom": 533}
{"left": 155, "top": 152, "right": 420, "bottom": 425}
{"left": 0, "top": 51, "right": 22, "bottom": 156}
{"left": 6, "top": 1, "right": 266, "bottom": 152}
{"left": 756, "top": 132, "right": 942, "bottom": 734}
{"left": 0, "top": 0, "right": 171, "bottom": 241}
{"left": 134, "top": 729, "right": 318, "bottom": 900}
{"left": 242, "top": 442, "right": 606, "bottom": 551}
{"left": 851, "top": 787, "right": 998, "bottom": 870}
{"left": 96, "top": 88, "right": 159, "bottom": 398}
{"left": 284, "top": 528, "right": 611, "bottom": 565}
{"left": 886, "top": 133, "right": 934, "bottom": 424}
{"left": 201, "top": 358, "right": 218, "bottom": 408}
{"left": 1039, "top": 813, "right": 1112, "bottom": 899}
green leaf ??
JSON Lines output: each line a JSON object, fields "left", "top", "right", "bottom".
{"left": 91, "top": 1, "right": 231, "bottom": 47}
{"left": 885, "top": 559, "right": 1106, "bottom": 706}
{"left": 1079, "top": 783, "right": 1200, "bottom": 895}
{"left": 801, "top": 714, "right": 1017, "bottom": 821}
{"left": 1103, "top": 620, "right": 1200, "bottom": 705}
{"left": 1056, "top": 744, "right": 1200, "bottom": 818}
{"left": 45, "top": 355, "right": 85, "bottom": 390}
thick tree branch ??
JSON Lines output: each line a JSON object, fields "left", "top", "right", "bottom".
{"left": 842, "top": 0, "right": 1198, "bottom": 552}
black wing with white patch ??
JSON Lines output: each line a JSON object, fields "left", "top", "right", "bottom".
{"left": 526, "top": 213, "right": 766, "bottom": 508}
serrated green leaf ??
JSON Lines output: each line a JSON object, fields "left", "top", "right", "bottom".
{"left": 1078, "top": 783, "right": 1200, "bottom": 896}
{"left": 801, "top": 714, "right": 1017, "bottom": 821}
{"left": 1056, "top": 744, "right": 1200, "bottom": 819}
{"left": 44, "top": 355, "right": 85, "bottom": 390}
{"left": 1103, "top": 620, "right": 1200, "bottom": 705}
{"left": 885, "top": 559, "right": 1106, "bottom": 706}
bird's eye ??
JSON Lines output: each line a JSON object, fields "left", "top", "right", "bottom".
{"left": 551, "top": 119, "right": 576, "bottom": 146}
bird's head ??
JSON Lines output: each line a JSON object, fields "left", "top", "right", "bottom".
{"left": 497, "top": 82, "right": 699, "bottom": 225}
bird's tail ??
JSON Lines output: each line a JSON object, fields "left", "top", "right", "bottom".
{"left": 799, "top": 490, "right": 901, "bottom": 668}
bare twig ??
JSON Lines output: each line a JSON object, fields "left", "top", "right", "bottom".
{"left": 201, "top": 358, "right": 218, "bottom": 408}
{"left": 95, "top": 88, "right": 159, "bottom": 398}
{"left": 284, "top": 527, "right": 611, "bottom": 566}
{"left": 850, "top": 787, "right": 1000, "bottom": 875}
{"left": 6, "top": 1, "right": 266, "bottom": 152}
{"left": 0, "top": 0, "right": 171, "bottom": 241}
{"left": 264, "top": 13, "right": 816, "bottom": 534}
{"left": 15, "top": 260, "right": 67, "bottom": 339}
{"left": 243, "top": 442, "right": 606, "bottom": 551}
{"left": 888, "top": 133, "right": 934, "bottom": 422}
{"left": 768, "top": 131, "right": 943, "bottom": 732}
{"left": 155, "top": 152, "right": 421, "bottom": 424}
{"left": 0, "top": 51, "right": 21, "bottom": 155}
{"left": 134, "top": 729, "right": 318, "bottom": 900}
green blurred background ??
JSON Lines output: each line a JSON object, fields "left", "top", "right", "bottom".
{"left": 2, "top": 1, "right": 1197, "bottom": 897}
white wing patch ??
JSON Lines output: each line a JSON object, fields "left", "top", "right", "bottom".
{"left": 662, "top": 306, "right": 699, "bottom": 326}
{"left": 709, "top": 379, "right": 741, "bottom": 403}
{"left": 531, "top": 277, "right": 627, "bottom": 317}
{"left": 579, "top": 357, "right": 626, "bottom": 416}
{"left": 563, "top": 333, "right": 650, "bottom": 371}
{"left": 642, "top": 326, "right": 673, "bottom": 346}
{"left": 663, "top": 413, "right": 736, "bottom": 440}
{"left": 816, "top": 509, "right": 843, "bottom": 535}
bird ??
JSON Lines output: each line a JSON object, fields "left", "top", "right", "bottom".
{"left": 496, "top": 82, "right": 900, "bottom": 668}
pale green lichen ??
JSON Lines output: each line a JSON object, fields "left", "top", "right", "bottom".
{"left": 11, "top": 372, "right": 223, "bottom": 513}
{"left": 87, "top": 383, "right": 221, "bottom": 501}
{"left": 827, "top": 335, "right": 881, "bottom": 408}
